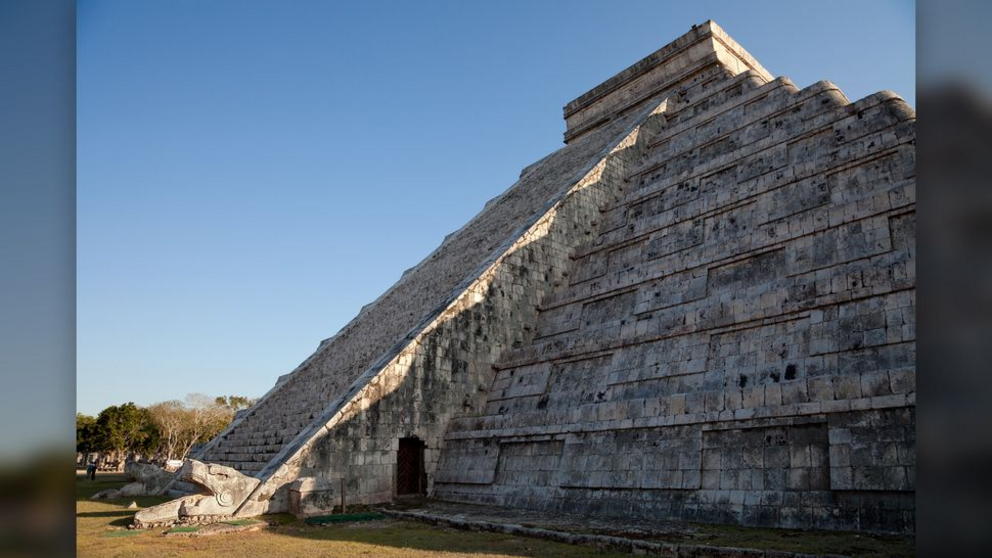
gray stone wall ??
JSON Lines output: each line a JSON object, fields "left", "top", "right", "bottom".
{"left": 433, "top": 62, "right": 915, "bottom": 533}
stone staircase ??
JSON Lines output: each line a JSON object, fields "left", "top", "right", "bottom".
{"left": 196, "top": 369, "right": 350, "bottom": 473}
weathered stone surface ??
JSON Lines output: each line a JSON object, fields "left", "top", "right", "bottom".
{"left": 288, "top": 476, "right": 339, "bottom": 518}
{"left": 90, "top": 462, "right": 175, "bottom": 500}
{"left": 431, "top": 23, "right": 915, "bottom": 534}
{"left": 133, "top": 459, "right": 260, "bottom": 528}
{"left": 127, "top": 462, "right": 175, "bottom": 494}
{"left": 150, "top": 20, "right": 913, "bottom": 535}
{"left": 563, "top": 21, "right": 772, "bottom": 144}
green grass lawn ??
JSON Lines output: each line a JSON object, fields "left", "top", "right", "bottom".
{"left": 76, "top": 473, "right": 629, "bottom": 557}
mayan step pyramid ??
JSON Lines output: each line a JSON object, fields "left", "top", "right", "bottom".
{"left": 152, "top": 21, "right": 915, "bottom": 533}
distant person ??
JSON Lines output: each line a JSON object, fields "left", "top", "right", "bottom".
{"left": 87, "top": 460, "right": 97, "bottom": 481}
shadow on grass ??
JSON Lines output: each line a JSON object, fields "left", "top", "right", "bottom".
{"left": 269, "top": 498, "right": 914, "bottom": 558}
{"left": 108, "top": 516, "right": 134, "bottom": 528}
{"left": 675, "top": 523, "right": 914, "bottom": 558}
{"left": 263, "top": 519, "right": 625, "bottom": 558}
{"left": 77, "top": 510, "right": 134, "bottom": 518}
{"left": 76, "top": 474, "right": 172, "bottom": 531}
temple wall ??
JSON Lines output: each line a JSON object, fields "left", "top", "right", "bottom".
{"left": 563, "top": 21, "right": 772, "bottom": 143}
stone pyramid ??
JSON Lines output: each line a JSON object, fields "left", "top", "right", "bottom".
{"left": 154, "top": 21, "right": 915, "bottom": 533}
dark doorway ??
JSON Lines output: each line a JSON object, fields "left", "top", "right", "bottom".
{"left": 396, "top": 437, "right": 425, "bottom": 496}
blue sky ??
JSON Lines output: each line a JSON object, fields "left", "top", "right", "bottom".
{"left": 76, "top": 0, "right": 915, "bottom": 415}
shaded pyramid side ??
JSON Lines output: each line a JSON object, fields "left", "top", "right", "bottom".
{"left": 188, "top": 99, "right": 656, "bottom": 478}
{"left": 155, "top": 93, "right": 680, "bottom": 510}
{"left": 233, "top": 98, "right": 681, "bottom": 515}
{"left": 188, "top": 19, "right": 771, "bottom": 487}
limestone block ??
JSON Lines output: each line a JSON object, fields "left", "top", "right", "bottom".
{"left": 289, "top": 477, "right": 339, "bottom": 517}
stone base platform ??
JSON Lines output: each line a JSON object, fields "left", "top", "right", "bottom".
{"left": 379, "top": 500, "right": 912, "bottom": 557}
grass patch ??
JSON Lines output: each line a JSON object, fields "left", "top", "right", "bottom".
{"left": 101, "top": 530, "right": 144, "bottom": 538}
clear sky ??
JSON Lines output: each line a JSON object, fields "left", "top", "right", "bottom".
{"left": 76, "top": 0, "right": 915, "bottom": 415}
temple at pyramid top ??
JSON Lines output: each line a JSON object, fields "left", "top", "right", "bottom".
{"left": 563, "top": 20, "right": 773, "bottom": 143}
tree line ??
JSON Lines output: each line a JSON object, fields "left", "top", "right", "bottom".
{"left": 76, "top": 394, "right": 256, "bottom": 468}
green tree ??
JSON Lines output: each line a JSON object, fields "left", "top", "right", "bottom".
{"left": 82, "top": 394, "right": 252, "bottom": 464}
{"left": 76, "top": 413, "right": 98, "bottom": 454}
{"left": 94, "top": 403, "right": 158, "bottom": 468}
